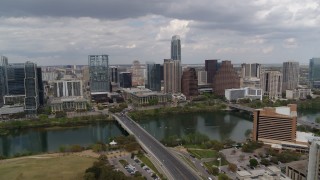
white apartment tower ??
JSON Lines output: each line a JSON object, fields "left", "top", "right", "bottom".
{"left": 282, "top": 61, "right": 299, "bottom": 92}
{"left": 260, "top": 71, "right": 282, "bottom": 99}
{"left": 164, "top": 59, "right": 181, "bottom": 93}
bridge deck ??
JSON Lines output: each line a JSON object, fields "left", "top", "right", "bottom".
{"left": 114, "top": 114, "right": 199, "bottom": 180}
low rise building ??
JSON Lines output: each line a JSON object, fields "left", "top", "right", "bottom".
{"left": 122, "top": 88, "right": 170, "bottom": 106}
{"left": 225, "top": 87, "right": 262, "bottom": 101}
{"left": 286, "top": 89, "right": 311, "bottom": 100}
{"left": 236, "top": 166, "right": 289, "bottom": 180}
{"left": 50, "top": 97, "right": 87, "bottom": 112}
{"left": 241, "top": 77, "right": 261, "bottom": 89}
{"left": 286, "top": 160, "right": 307, "bottom": 180}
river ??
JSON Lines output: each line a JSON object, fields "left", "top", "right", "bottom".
{"left": 0, "top": 110, "right": 318, "bottom": 157}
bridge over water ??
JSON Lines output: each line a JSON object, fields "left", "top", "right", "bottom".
{"left": 113, "top": 114, "right": 199, "bottom": 180}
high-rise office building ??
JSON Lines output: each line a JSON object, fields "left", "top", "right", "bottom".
{"left": 241, "top": 63, "right": 261, "bottom": 79}
{"left": 213, "top": 61, "right": 240, "bottom": 96}
{"left": 131, "top": 60, "right": 144, "bottom": 86}
{"left": 181, "top": 68, "right": 198, "bottom": 99}
{"left": 307, "top": 140, "right": 320, "bottom": 180}
{"left": 110, "top": 66, "right": 118, "bottom": 83}
{"left": 37, "top": 67, "right": 44, "bottom": 106}
{"left": 171, "top": 35, "right": 181, "bottom": 61}
{"left": 261, "top": 71, "right": 282, "bottom": 99}
{"left": 0, "top": 56, "right": 8, "bottom": 106}
{"left": 309, "top": 58, "right": 320, "bottom": 89}
{"left": 146, "top": 62, "right": 161, "bottom": 91}
{"left": 205, "top": 59, "right": 219, "bottom": 84}
{"left": 282, "top": 61, "right": 299, "bottom": 92}
{"left": 88, "top": 55, "right": 110, "bottom": 93}
{"left": 252, "top": 104, "right": 297, "bottom": 143}
{"left": 53, "top": 80, "right": 83, "bottom": 97}
{"left": 24, "top": 62, "right": 39, "bottom": 115}
{"left": 164, "top": 59, "right": 181, "bottom": 93}
{"left": 119, "top": 72, "right": 132, "bottom": 88}
{"left": 7, "top": 63, "right": 25, "bottom": 95}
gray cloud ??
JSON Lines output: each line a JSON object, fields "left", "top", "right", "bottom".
{"left": 0, "top": 0, "right": 320, "bottom": 65}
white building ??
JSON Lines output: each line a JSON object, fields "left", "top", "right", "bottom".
{"left": 286, "top": 89, "right": 311, "bottom": 100}
{"left": 261, "top": 71, "right": 282, "bottom": 100}
{"left": 53, "top": 80, "right": 83, "bottom": 97}
{"left": 307, "top": 139, "right": 320, "bottom": 180}
{"left": 197, "top": 70, "right": 207, "bottom": 85}
{"left": 225, "top": 87, "right": 262, "bottom": 101}
{"left": 42, "top": 72, "right": 58, "bottom": 82}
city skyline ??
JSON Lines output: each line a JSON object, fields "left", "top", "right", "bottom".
{"left": 0, "top": 0, "right": 320, "bottom": 65}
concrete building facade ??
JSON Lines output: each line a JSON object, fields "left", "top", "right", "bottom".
{"left": 282, "top": 61, "right": 299, "bottom": 92}
{"left": 241, "top": 63, "right": 261, "bottom": 79}
{"left": 252, "top": 104, "right": 297, "bottom": 144}
{"left": 197, "top": 70, "right": 207, "bottom": 85}
{"left": 225, "top": 87, "right": 262, "bottom": 101}
{"left": 286, "top": 89, "right": 311, "bottom": 100}
{"left": 53, "top": 80, "right": 83, "bottom": 97}
{"left": 261, "top": 71, "right": 282, "bottom": 100}
{"left": 307, "top": 140, "right": 320, "bottom": 180}
{"left": 163, "top": 59, "right": 181, "bottom": 94}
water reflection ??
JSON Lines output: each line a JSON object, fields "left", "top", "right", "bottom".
{"left": 0, "top": 122, "right": 124, "bottom": 157}
{"left": 138, "top": 112, "right": 253, "bottom": 142}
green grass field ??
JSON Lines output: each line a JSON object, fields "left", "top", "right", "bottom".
{"left": 187, "top": 149, "right": 218, "bottom": 159}
{"left": 0, "top": 154, "right": 96, "bottom": 180}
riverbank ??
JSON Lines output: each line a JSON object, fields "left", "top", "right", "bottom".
{"left": 0, "top": 114, "right": 114, "bottom": 136}
{"left": 128, "top": 102, "right": 227, "bottom": 121}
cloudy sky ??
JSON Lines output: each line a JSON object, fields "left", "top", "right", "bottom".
{"left": 1, "top": 0, "right": 319, "bottom": 65}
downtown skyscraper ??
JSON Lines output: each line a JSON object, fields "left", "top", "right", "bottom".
{"left": 164, "top": 35, "right": 182, "bottom": 93}
{"left": 88, "top": 55, "right": 110, "bottom": 93}
{"left": 146, "top": 62, "right": 161, "bottom": 91}
{"left": 282, "top": 61, "right": 299, "bottom": 91}
{"left": 309, "top": 58, "right": 320, "bottom": 89}
{"left": 171, "top": 35, "right": 181, "bottom": 61}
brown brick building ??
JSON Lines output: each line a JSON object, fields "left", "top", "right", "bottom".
{"left": 212, "top": 60, "right": 240, "bottom": 96}
{"left": 252, "top": 104, "right": 297, "bottom": 144}
{"left": 181, "top": 68, "right": 198, "bottom": 99}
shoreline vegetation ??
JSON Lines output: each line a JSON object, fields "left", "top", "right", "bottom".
{"left": 0, "top": 114, "right": 114, "bottom": 136}
{"left": 128, "top": 102, "right": 227, "bottom": 121}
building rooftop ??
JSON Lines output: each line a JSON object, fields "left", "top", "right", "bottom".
{"left": 51, "top": 97, "right": 87, "bottom": 103}
{"left": 296, "top": 131, "right": 315, "bottom": 143}
{"left": 286, "top": 160, "right": 308, "bottom": 175}
{"left": 122, "top": 88, "right": 152, "bottom": 94}
{"left": 236, "top": 170, "right": 251, "bottom": 177}
{"left": 0, "top": 105, "right": 24, "bottom": 115}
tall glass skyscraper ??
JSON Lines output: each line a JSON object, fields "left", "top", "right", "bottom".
{"left": 171, "top": 35, "right": 181, "bottom": 61}
{"left": 309, "top": 58, "right": 320, "bottom": 89}
{"left": 88, "top": 55, "right": 110, "bottom": 93}
{"left": 24, "top": 62, "right": 39, "bottom": 115}
{"left": 146, "top": 62, "right": 161, "bottom": 91}
{"left": 0, "top": 56, "right": 8, "bottom": 107}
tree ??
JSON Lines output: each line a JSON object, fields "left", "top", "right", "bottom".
{"left": 228, "top": 163, "right": 237, "bottom": 172}
{"left": 244, "top": 129, "right": 252, "bottom": 138}
{"left": 218, "top": 173, "right": 229, "bottom": 180}
{"left": 260, "top": 158, "right": 271, "bottom": 166}
{"left": 249, "top": 158, "right": 258, "bottom": 167}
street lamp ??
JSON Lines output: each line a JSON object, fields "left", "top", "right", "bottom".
{"left": 217, "top": 158, "right": 221, "bottom": 173}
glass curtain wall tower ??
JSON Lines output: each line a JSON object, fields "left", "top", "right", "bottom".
{"left": 89, "top": 55, "right": 110, "bottom": 93}
{"left": 146, "top": 62, "right": 161, "bottom": 91}
{"left": 171, "top": 35, "right": 181, "bottom": 61}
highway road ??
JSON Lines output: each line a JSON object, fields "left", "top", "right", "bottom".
{"left": 114, "top": 113, "right": 199, "bottom": 180}
{"left": 297, "top": 119, "right": 320, "bottom": 130}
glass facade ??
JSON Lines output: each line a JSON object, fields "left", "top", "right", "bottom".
{"left": 0, "top": 56, "right": 8, "bottom": 107}
{"left": 309, "top": 58, "right": 320, "bottom": 88}
{"left": 146, "top": 62, "right": 161, "bottom": 91}
{"left": 119, "top": 72, "right": 132, "bottom": 88}
{"left": 171, "top": 35, "right": 181, "bottom": 61}
{"left": 89, "top": 55, "right": 110, "bottom": 93}
{"left": 7, "top": 63, "right": 25, "bottom": 95}
{"left": 24, "top": 62, "right": 39, "bottom": 115}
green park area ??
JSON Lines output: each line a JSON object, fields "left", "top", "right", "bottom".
{"left": 187, "top": 149, "right": 218, "bottom": 159}
{"left": 0, "top": 154, "right": 95, "bottom": 180}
